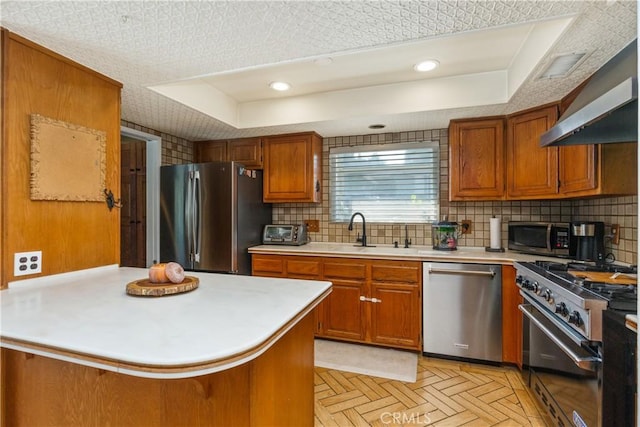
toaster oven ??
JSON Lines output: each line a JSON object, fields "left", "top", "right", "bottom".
{"left": 262, "top": 224, "right": 309, "bottom": 245}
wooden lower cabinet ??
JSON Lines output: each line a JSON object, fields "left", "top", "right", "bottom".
{"left": 370, "top": 262, "right": 421, "bottom": 349}
{"left": 2, "top": 313, "right": 315, "bottom": 427}
{"left": 252, "top": 254, "right": 422, "bottom": 351}
{"left": 252, "top": 254, "right": 324, "bottom": 334}
{"left": 370, "top": 283, "right": 420, "bottom": 348}
{"left": 322, "top": 259, "right": 368, "bottom": 341}
{"left": 501, "top": 264, "right": 522, "bottom": 367}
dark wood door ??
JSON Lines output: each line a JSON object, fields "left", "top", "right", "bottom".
{"left": 120, "top": 137, "right": 146, "bottom": 267}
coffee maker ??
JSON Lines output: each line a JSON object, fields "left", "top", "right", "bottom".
{"left": 570, "top": 221, "right": 606, "bottom": 264}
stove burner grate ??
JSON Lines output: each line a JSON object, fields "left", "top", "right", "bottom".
{"left": 534, "top": 260, "right": 637, "bottom": 274}
{"left": 581, "top": 282, "right": 637, "bottom": 298}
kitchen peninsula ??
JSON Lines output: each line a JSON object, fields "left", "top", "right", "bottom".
{"left": 0, "top": 266, "right": 331, "bottom": 426}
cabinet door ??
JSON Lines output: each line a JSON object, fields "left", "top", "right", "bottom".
{"left": 196, "top": 140, "right": 227, "bottom": 163}
{"left": 501, "top": 265, "right": 522, "bottom": 366}
{"left": 229, "top": 137, "right": 262, "bottom": 169}
{"left": 370, "top": 261, "right": 421, "bottom": 350}
{"left": 449, "top": 118, "right": 505, "bottom": 200}
{"left": 370, "top": 283, "right": 420, "bottom": 349}
{"left": 506, "top": 105, "right": 559, "bottom": 199}
{"left": 558, "top": 145, "right": 597, "bottom": 194}
{"left": 263, "top": 132, "right": 322, "bottom": 203}
{"left": 321, "top": 259, "right": 367, "bottom": 341}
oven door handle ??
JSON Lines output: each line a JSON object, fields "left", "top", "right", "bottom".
{"left": 518, "top": 304, "right": 601, "bottom": 372}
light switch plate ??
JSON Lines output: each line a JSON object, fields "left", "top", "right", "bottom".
{"left": 14, "top": 251, "right": 42, "bottom": 276}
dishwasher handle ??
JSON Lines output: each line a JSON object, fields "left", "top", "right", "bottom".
{"left": 428, "top": 267, "right": 496, "bottom": 278}
{"left": 518, "top": 303, "right": 601, "bottom": 372}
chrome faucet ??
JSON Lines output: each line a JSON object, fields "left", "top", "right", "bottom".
{"left": 348, "top": 212, "right": 367, "bottom": 247}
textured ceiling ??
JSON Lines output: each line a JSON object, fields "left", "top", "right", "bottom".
{"left": 1, "top": 1, "right": 637, "bottom": 141}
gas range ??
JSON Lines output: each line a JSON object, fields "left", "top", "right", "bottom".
{"left": 515, "top": 260, "right": 637, "bottom": 343}
{"left": 516, "top": 260, "right": 637, "bottom": 427}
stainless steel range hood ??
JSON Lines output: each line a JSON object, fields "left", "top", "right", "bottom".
{"left": 540, "top": 39, "right": 637, "bottom": 147}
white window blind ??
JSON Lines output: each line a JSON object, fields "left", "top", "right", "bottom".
{"left": 330, "top": 141, "right": 439, "bottom": 223}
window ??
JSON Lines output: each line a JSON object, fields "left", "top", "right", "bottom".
{"left": 330, "top": 141, "right": 439, "bottom": 223}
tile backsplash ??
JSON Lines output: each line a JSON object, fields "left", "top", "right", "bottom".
{"left": 124, "top": 120, "right": 637, "bottom": 265}
{"left": 272, "top": 128, "right": 638, "bottom": 265}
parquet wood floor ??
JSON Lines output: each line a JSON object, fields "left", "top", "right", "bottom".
{"left": 314, "top": 355, "right": 551, "bottom": 427}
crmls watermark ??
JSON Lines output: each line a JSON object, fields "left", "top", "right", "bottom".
{"left": 380, "top": 411, "right": 432, "bottom": 425}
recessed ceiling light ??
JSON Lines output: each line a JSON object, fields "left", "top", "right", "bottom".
{"left": 368, "top": 124, "right": 386, "bottom": 130}
{"left": 537, "top": 52, "right": 588, "bottom": 79}
{"left": 269, "top": 81, "right": 291, "bottom": 91}
{"left": 414, "top": 60, "right": 439, "bottom": 72}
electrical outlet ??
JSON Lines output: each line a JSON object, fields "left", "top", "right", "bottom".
{"left": 305, "top": 219, "right": 320, "bottom": 232}
{"left": 461, "top": 220, "right": 472, "bottom": 234}
{"left": 610, "top": 224, "right": 620, "bottom": 245}
{"left": 14, "top": 251, "right": 42, "bottom": 276}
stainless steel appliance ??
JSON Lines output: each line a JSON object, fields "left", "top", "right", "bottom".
{"left": 508, "top": 221, "right": 607, "bottom": 263}
{"left": 262, "top": 224, "right": 309, "bottom": 245}
{"left": 540, "top": 39, "right": 637, "bottom": 147}
{"left": 515, "top": 260, "right": 637, "bottom": 427}
{"left": 571, "top": 221, "right": 606, "bottom": 264}
{"left": 508, "top": 221, "right": 570, "bottom": 257}
{"left": 423, "top": 262, "right": 502, "bottom": 362}
{"left": 160, "top": 162, "right": 272, "bottom": 275}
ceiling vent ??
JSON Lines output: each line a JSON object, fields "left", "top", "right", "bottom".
{"left": 536, "top": 51, "right": 588, "bottom": 80}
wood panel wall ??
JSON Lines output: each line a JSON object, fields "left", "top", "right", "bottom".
{"left": 0, "top": 29, "right": 122, "bottom": 288}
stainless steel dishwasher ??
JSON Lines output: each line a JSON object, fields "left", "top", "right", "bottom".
{"left": 423, "top": 262, "right": 502, "bottom": 363}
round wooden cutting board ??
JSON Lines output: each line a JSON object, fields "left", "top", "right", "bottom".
{"left": 126, "top": 276, "right": 199, "bottom": 297}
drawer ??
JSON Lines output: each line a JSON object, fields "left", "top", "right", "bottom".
{"left": 323, "top": 260, "right": 367, "bottom": 280}
{"left": 371, "top": 263, "right": 420, "bottom": 284}
{"left": 287, "top": 258, "right": 321, "bottom": 277}
{"left": 252, "top": 256, "right": 284, "bottom": 275}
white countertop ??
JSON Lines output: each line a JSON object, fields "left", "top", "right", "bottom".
{"left": 249, "top": 242, "right": 554, "bottom": 264}
{"left": 0, "top": 265, "right": 331, "bottom": 379}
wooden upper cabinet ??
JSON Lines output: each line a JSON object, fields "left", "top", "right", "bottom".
{"left": 559, "top": 143, "right": 638, "bottom": 197}
{"left": 558, "top": 144, "right": 597, "bottom": 194}
{"left": 228, "top": 137, "right": 263, "bottom": 169}
{"left": 262, "top": 132, "right": 322, "bottom": 203}
{"left": 449, "top": 118, "right": 505, "bottom": 201}
{"left": 506, "top": 105, "right": 559, "bottom": 199}
{"left": 196, "top": 140, "right": 227, "bottom": 163}
{"left": 195, "top": 137, "right": 262, "bottom": 169}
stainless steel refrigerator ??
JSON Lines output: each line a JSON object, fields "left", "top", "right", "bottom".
{"left": 159, "top": 161, "right": 271, "bottom": 275}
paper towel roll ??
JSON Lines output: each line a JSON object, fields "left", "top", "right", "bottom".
{"left": 490, "top": 217, "right": 502, "bottom": 249}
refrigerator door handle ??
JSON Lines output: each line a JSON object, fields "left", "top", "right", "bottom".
{"left": 193, "top": 170, "right": 201, "bottom": 263}
{"left": 185, "top": 170, "right": 194, "bottom": 264}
